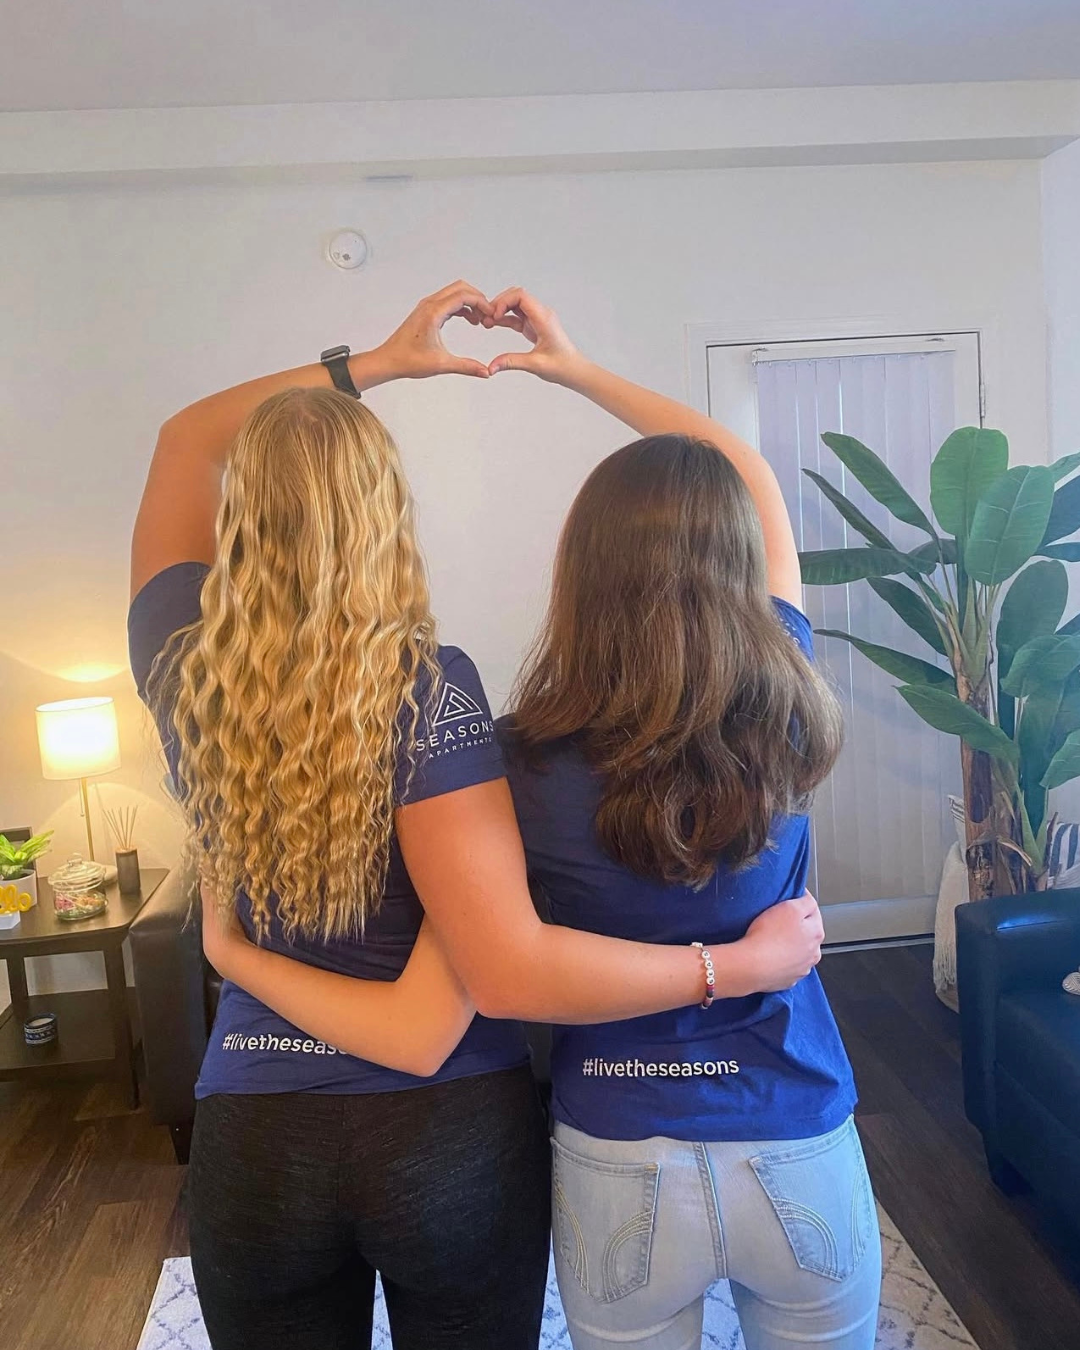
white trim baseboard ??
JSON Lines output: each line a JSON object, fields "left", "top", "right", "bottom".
{"left": 821, "top": 894, "right": 936, "bottom": 946}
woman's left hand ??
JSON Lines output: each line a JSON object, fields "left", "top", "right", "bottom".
{"left": 372, "top": 280, "right": 494, "bottom": 381}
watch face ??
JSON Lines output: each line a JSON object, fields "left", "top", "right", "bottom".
{"left": 321, "top": 345, "right": 350, "bottom": 362}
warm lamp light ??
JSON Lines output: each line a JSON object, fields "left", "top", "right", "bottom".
{"left": 36, "top": 697, "right": 121, "bottom": 861}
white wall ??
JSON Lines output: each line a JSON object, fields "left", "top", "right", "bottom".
{"left": 0, "top": 157, "right": 1048, "bottom": 997}
{"left": 1044, "top": 137, "right": 1080, "bottom": 457}
{"left": 1042, "top": 139, "right": 1080, "bottom": 827}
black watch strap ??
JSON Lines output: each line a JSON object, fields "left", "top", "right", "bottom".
{"left": 320, "top": 345, "right": 361, "bottom": 398}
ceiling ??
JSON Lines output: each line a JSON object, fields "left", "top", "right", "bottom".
{"left": 5, "top": 0, "right": 1080, "bottom": 113}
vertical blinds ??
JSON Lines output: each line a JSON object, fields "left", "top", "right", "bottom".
{"left": 754, "top": 351, "right": 962, "bottom": 907}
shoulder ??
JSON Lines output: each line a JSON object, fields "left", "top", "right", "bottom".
{"left": 770, "top": 596, "right": 814, "bottom": 660}
{"left": 495, "top": 714, "right": 591, "bottom": 812}
{"left": 396, "top": 644, "right": 505, "bottom": 806}
{"left": 422, "top": 645, "right": 494, "bottom": 721}
{"left": 128, "top": 562, "right": 210, "bottom": 698}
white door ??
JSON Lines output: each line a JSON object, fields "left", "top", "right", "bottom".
{"left": 707, "top": 334, "right": 982, "bottom": 943}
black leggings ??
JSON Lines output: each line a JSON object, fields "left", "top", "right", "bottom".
{"left": 187, "top": 1065, "right": 551, "bottom": 1350}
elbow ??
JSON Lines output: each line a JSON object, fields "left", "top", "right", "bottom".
{"left": 336, "top": 1039, "right": 451, "bottom": 1078}
{"left": 157, "top": 413, "right": 182, "bottom": 446}
{"left": 407, "top": 1050, "right": 450, "bottom": 1078}
{"left": 395, "top": 1022, "right": 467, "bottom": 1077}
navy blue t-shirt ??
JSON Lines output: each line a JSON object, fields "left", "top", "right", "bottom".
{"left": 501, "top": 597, "right": 856, "bottom": 1142}
{"left": 128, "top": 562, "right": 529, "bottom": 1098}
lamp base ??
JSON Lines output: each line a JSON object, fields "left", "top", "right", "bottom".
{"left": 78, "top": 777, "right": 95, "bottom": 861}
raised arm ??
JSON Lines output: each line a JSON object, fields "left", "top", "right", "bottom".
{"left": 485, "top": 288, "right": 802, "bottom": 608}
{"left": 201, "top": 892, "right": 473, "bottom": 1077}
{"left": 131, "top": 281, "right": 493, "bottom": 600}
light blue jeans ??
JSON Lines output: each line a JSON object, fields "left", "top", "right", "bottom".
{"left": 551, "top": 1115, "right": 880, "bottom": 1350}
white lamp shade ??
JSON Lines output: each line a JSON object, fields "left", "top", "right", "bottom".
{"left": 36, "top": 697, "right": 121, "bottom": 781}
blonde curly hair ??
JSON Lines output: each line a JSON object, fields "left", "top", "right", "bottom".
{"left": 150, "top": 387, "right": 438, "bottom": 940}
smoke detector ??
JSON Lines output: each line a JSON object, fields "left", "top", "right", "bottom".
{"left": 326, "top": 230, "right": 369, "bottom": 271}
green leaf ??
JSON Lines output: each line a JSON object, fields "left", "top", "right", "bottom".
{"left": 930, "top": 427, "right": 1009, "bottom": 542}
{"left": 1042, "top": 730, "right": 1080, "bottom": 790}
{"left": 1018, "top": 674, "right": 1080, "bottom": 832}
{"left": 996, "top": 560, "right": 1069, "bottom": 679}
{"left": 1000, "top": 634, "right": 1080, "bottom": 697}
{"left": 908, "top": 537, "right": 959, "bottom": 569}
{"left": 816, "top": 630, "right": 956, "bottom": 688}
{"left": 820, "top": 432, "right": 936, "bottom": 535}
{"left": 1038, "top": 543, "right": 1080, "bottom": 562}
{"left": 1050, "top": 450, "right": 1080, "bottom": 483}
{"left": 1057, "top": 613, "right": 1080, "bottom": 639}
{"left": 1040, "top": 473, "right": 1080, "bottom": 546}
{"left": 867, "top": 578, "right": 948, "bottom": 655}
{"left": 999, "top": 688, "right": 1016, "bottom": 740}
{"left": 799, "top": 547, "right": 934, "bottom": 586}
{"left": 897, "top": 685, "right": 1019, "bottom": 764}
{"left": 965, "top": 465, "right": 1056, "bottom": 583}
{"left": 0, "top": 830, "right": 52, "bottom": 865}
{"left": 801, "top": 470, "right": 894, "bottom": 549}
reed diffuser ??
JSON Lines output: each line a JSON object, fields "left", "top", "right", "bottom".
{"left": 103, "top": 801, "right": 140, "bottom": 894}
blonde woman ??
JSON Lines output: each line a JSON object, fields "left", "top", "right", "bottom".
{"left": 129, "top": 283, "right": 824, "bottom": 1350}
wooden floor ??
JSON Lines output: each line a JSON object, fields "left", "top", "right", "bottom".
{"left": 1, "top": 944, "right": 1078, "bottom": 1350}
{"left": 819, "top": 943, "right": 1080, "bottom": 1350}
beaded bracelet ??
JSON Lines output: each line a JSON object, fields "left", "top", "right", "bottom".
{"left": 691, "top": 941, "right": 716, "bottom": 1009}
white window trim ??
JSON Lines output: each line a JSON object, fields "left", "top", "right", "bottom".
{"left": 701, "top": 330, "right": 983, "bottom": 449}
{"left": 684, "top": 311, "right": 1000, "bottom": 425}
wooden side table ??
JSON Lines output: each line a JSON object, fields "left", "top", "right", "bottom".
{"left": 0, "top": 868, "right": 167, "bottom": 1108}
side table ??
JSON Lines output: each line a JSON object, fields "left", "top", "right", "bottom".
{"left": 0, "top": 868, "right": 167, "bottom": 1108}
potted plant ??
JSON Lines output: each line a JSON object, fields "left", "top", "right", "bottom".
{"left": 799, "top": 429, "right": 1080, "bottom": 908}
{"left": 0, "top": 831, "right": 54, "bottom": 910}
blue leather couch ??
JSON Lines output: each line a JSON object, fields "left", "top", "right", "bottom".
{"left": 956, "top": 888, "right": 1080, "bottom": 1217}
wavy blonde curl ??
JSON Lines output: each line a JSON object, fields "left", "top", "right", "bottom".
{"left": 151, "top": 387, "right": 439, "bottom": 941}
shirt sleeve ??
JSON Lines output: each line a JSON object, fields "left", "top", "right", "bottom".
{"left": 396, "top": 647, "right": 506, "bottom": 805}
{"left": 128, "top": 562, "right": 209, "bottom": 698}
{"left": 127, "top": 562, "right": 209, "bottom": 785}
{"left": 771, "top": 596, "right": 814, "bottom": 661}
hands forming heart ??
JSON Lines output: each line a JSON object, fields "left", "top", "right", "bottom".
{"left": 374, "top": 280, "right": 582, "bottom": 386}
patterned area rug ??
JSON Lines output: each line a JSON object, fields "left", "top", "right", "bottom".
{"left": 138, "top": 1205, "right": 977, "bottom": 1350}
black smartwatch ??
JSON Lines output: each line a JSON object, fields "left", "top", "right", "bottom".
{"left": 320, "top": 345, "right": 361, "bottom": 398}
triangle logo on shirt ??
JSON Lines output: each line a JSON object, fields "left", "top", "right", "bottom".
{"left": 433, "top": 682, "right": 484, "bottom": 726}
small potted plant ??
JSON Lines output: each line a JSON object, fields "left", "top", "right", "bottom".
{"left": 0, "top": 831, "right": 54, "bottom": 910}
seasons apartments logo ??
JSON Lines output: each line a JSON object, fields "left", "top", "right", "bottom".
{"left": 434, "top": 683, "right": 485, "bottom": 726}
{"left": 415, "top": 680, "right": 495, "bottom": 758}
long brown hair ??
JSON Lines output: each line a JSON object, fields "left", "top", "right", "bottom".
{"left": 507, "top": 434, "right": 843, "bottom": 886}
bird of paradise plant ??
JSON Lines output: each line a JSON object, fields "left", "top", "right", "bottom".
{"left": 799, "top": 428, "right": 1080, "bottom": 900}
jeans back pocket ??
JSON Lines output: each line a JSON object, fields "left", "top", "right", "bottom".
{"left": 551, "top": 1138, "right": 660, "bottom": 1304}
{"left": 749, "top": 1117, "right": 875, "bottom": 1282}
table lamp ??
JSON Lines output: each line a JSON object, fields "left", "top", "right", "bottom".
{"left": 36, "top": 697, "right": 121, "bottom": 861}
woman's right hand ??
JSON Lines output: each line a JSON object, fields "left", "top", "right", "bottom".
{"left": 485, "top": 287, "right": 583, "bottom": 384}
{"left": 372, "top": 280, "right": 495, "bottom": 382}
{"left": 738, "top": 892, "right": 825, "bottom": 994}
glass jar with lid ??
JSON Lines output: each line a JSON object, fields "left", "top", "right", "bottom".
{"left": 49, "top": 856, "right": 108, "bottom": 921}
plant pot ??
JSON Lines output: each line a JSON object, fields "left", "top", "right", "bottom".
{"left": 933, "top": 844, "right": 967, "bottom": 1011}
{"left": 0, "top": 870, "right": 36, "bottom": 929}
{"left": 2, "top": 868, "right": 37, "bottom": 907}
